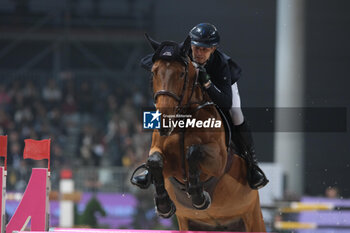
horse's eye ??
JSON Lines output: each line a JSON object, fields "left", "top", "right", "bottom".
{"left": 180, "top": 72, "right": 185, "bottom": 78}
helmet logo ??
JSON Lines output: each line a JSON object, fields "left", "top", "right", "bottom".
{"left": 162, "top": 51, "right": 172, "bottom": 56}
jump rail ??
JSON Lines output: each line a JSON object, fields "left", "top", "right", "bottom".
{"left": 14, "top": 229, "right": 263, "bottom": 233}
{"left": 262, "top": 202, "right": 350, "bottom": 213}
{"left": 274, "top": 221, "right": 350, "bottom": 230}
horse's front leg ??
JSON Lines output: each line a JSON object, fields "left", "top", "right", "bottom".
{"left": 186, "top": 145, "right": 211, "bottom": 210}
{"left": 147, "top": 151, "right": 176, "bottom": 218}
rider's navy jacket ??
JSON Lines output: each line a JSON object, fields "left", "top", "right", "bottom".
{"left": 191, "top": 49, "right": 242, "bottom": 110}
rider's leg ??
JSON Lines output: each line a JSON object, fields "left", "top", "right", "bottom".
{"left": 230, "top": 83, "right": 244, "bottom": 125}
{"left": 230, "top": 83, "right": 269, "bottom": 190}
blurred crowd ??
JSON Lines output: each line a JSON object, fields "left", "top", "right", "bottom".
{"left": 0, "top": 76, "right": 152, "bottom": 191}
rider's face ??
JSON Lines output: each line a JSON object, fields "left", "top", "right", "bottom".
{"left": 191, "top": 45, "right": 216, "bottom": 65}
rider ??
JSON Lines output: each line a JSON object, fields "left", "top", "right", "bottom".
{"left": 132, "top": 23, "right": 268, "bottom": 190}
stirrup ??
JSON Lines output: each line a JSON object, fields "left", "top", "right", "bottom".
{"left": 248, "top": 165, "right": 269, "bottom": 190}
{"left": 240, "top": 152, "right": 269, "bottom": 190}
{"left": 130, "top": 163, "right": 152, "bottom": 189}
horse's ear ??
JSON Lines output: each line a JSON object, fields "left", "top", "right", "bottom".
{"left": 180, "top": 35, "right": 191, "bottom": 56}
{"left": 145, "top": 33, "right": 160, "bottom": 51}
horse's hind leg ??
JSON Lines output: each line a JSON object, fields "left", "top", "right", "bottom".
{"left": 186, "top": 145, "right": 211, "bottom": 210}
{"left": 147, "top": 151, "right": 176, "bottom": 218}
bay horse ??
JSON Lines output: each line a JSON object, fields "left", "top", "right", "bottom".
{"left": 139, "top": 34, "right": 266, "bottom": 232}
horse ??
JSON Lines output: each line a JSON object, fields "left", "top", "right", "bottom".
{"left": 138, "top": 34, "right": 266, "bottom": 232}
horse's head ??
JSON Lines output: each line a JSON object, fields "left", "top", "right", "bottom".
{"left": 145, "top": 34, "right": 197, "bottom": 136}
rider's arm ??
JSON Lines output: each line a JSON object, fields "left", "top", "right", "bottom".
{"left": 205, "top": 65, "right": 233, "bottom": 109}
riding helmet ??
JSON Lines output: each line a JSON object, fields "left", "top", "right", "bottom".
{"left": 189, "top": 23, "right": 220, "bottom": 48}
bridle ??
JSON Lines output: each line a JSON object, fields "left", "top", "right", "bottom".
{"left": 152, "top": 57, "right": 203, "bottom": 114}
{"left": 153, "top": 56, "right": 189, "bottom": 107}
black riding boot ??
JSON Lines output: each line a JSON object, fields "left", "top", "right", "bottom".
{"left": 232, "top": 121, "right": 269, "bottom": 190}
{"left": 130, "top": 164, "right": 152, "bottom": 189}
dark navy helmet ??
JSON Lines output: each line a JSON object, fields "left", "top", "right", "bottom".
{"left": 189, "top": 23, "right": 220, "bottom": 48}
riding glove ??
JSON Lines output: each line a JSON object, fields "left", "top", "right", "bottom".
{"left": 197, "top": 67, "right": 211, "bottom": 87}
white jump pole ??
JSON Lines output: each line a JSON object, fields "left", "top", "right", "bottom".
{"left": 59, "top": 169, "right": 75, "bottom": 228}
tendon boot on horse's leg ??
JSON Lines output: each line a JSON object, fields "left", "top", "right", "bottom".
{"left": 130, "top": 164, "right": 151, "bottom": 189}
{"left": 233, "top": 121, "right": 269, "bottom": 190}
{"left": 186, "top": 145, "right": 211, "bottom": 210}
{"left": 147, "top": 152, "right": 176, "bottom": 218}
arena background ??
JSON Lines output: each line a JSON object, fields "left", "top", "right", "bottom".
{"left": 0, "top": 0, "right": 349, "bottom": 231}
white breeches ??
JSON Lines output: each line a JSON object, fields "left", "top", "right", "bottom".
{"left": 230, "top": 83, "right": 244, "bottom": 125}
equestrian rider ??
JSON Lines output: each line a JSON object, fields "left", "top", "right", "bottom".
{"left": 132, "top": 23, "right": 268, "bottom": 190}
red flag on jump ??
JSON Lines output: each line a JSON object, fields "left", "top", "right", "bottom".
{"left": 23, "top": 139, "right": 51, "bottom": 160}
{"left": 0, "top": 135, "right": 7, "bottom": 157}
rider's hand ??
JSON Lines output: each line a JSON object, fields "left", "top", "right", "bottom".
{"left": 197, "top": 67, "right": 211, "bottom": 88}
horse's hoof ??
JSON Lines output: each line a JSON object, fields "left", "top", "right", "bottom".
{"left": 192, "top": 191, "right": 211, "bottom": 210}
{"left": 156, "top": 201, "right": 176, "bottom": 218}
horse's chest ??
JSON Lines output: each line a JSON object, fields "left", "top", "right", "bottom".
{"left": 163, "top": 137, "right": 182, "bottom": 159}
{"left": 161, "top": 137, "right": 183, "bottom": 174}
